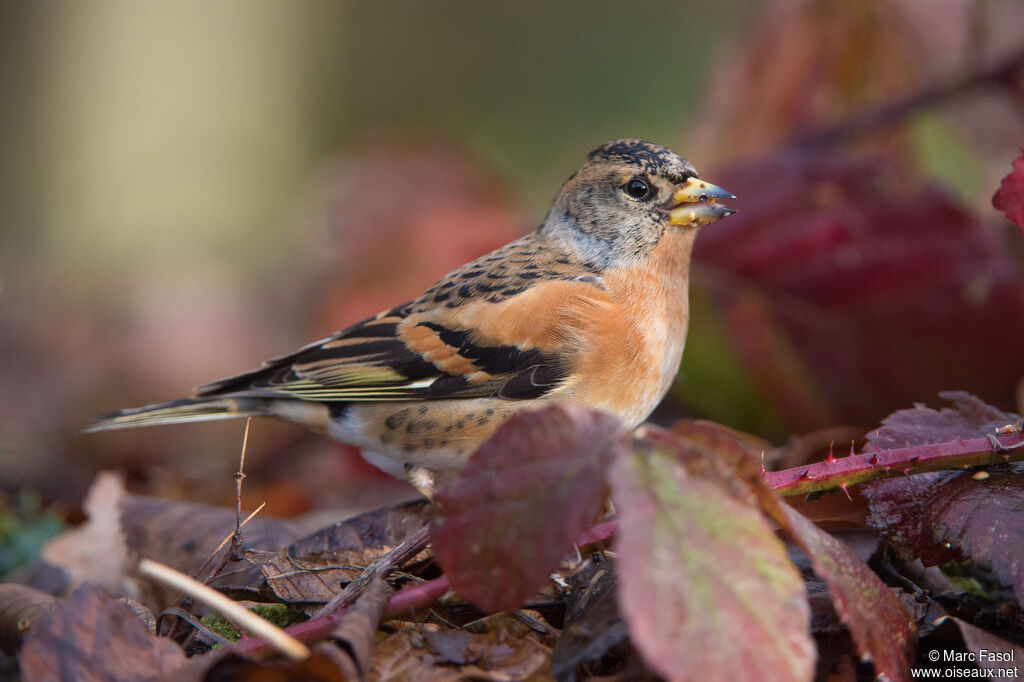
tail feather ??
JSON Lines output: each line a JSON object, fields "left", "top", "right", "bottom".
{"left": 84, "top": 397, "right": 263, "bottom": 432}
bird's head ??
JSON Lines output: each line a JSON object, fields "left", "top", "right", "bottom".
{"left": 546, "top": 139, "right": 735, "bottom": 268}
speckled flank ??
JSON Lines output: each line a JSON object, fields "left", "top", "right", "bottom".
{"left": 334, "top": 399, "right": 516, "bottom": 473}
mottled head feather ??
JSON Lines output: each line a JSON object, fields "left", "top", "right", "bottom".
{"left": 533, "top": 139, "right": 704, "bottom": 269}
{"left": 587, "top": 139, "right": 698, "bottom": 184}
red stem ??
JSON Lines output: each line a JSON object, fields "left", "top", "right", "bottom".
{"left": 764, "top": 434, "right": 1024, "bottom": 497}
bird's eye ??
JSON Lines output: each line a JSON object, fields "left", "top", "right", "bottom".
{"left": 624, "top": 176, "right": 653, "bottom": 201}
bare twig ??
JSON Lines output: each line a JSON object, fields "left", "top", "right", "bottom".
{"left": 313, "top": 524, "right": 431, "bottom": 619}
{"left": 230, "top": 418, "right": 252, "bottom": 557}
{"left": 232, "top": 525, "right": 436, "bottom": 655}
{"left": 166, "top": 421, "right": 261, "bottom": 640}
{"left": 196, "top": 420, "right": 258, "bottom": 586}
{"left": 138, "top": 558, "right": 310, "bottom": 660}
{"left": 209, "top": 503, "right": 266, "bottom": 560}
{"left": 793, "top": 45, "right": 1024, "bottom": 149}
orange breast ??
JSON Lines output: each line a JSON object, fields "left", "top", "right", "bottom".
{"left": 571, "top": 228, "right": 696, "bottom": 427}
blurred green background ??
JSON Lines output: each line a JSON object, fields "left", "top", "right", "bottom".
{"left": 1, "top": 0, "right": 1023, "bottom": 535}
{"left": 0, "top": 0, "right": 744, "bottom": 282}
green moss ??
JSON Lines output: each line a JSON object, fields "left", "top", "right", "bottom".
{"left": 200, "top": 613, "right": 241, "bottom": 643}
{"left": 250, "top": 603, "right": 305, "bottom": 629}
{"left": 0, "top": 490, "right": 65, "bottom": 579}
{"left": 200, "top": 603, "right": 306, "bottom": 648}
{"left": 939, "top": 560, "right": 1000, "bottom": 600}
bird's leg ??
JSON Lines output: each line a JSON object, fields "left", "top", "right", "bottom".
{"left": 404, "top": 463, "right": 437, "bottom": 500}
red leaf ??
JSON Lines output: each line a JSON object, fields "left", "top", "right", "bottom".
{"left": 611, "top": 427, "right": 814, "bottom": 682}
{"left": 693, "top": 153, "right": 1024, "bottom": 433}
{"left": 18, "top": 585, "right": 185, "bottom": 682}
{"left": 993, "top": 147, "right": 1024, "bottom": 232}
{"left": 431, "top": 406, "right": 623, "bottom": 612}
{"left": 860, "top": 392, "right": 1024, "bottom": 603}
{"left": 865, "top": 390, "right": 1018, "bottom": 451}
{"left": 863, "top": 470, "right": 1024, "bottom": 605}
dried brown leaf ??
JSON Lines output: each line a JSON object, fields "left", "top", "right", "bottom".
{"left": 370, "top": 624, "right": 551, "bottom": 682}
{"left": 18, "top": 584, "right": 185, "bottom": 682}
{"left": 327, "top": 577, "right": 392, "bottom": 678}
{"left": 41, "top": 471, "right": 129, "bottom": 594}
{"left": 201, "top": 647, "right": 355, "bottom": 682}
{"left": 288, "top": 498, "right": 432, "bottom": 566}
{"left": 0, "top": 583, "right": 57, "bottom": 654}
{"left": 245, "top": 549, "right": 358, "bottom": 606}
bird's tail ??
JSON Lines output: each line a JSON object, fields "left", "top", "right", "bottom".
{"left": 84, "top": 397, "right": 265, "bottom": 432}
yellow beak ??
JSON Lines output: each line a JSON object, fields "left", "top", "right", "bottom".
{"left": 668, "top": 177, "right": 737, "bottom": 227}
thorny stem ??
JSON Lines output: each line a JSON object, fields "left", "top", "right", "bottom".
{"left": 566, "top": 433, "right": 1024, "bottom": 548}
{"left": 764, "top": 433, "right": 1024, "bottom": 497}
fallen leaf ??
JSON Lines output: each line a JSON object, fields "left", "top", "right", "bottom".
{"left": 327, "top": 578, "right": 392, "bottom": 679}
{"left": 120, "top": 494, "right": 310, "bottom": 609}
{"left": 0, "top": 584, "right": 57, "bottom": 654}
{"left": 200, "top": 647, "right": 354, "bottom": 682}
{"left": 863, "top": 470, "right": 1024, "bottom": 604}
{"left": 370, "top": 624, "right": 551, "bottom": 682}
{"left": 432, "top": 406, "right": 623, "bottom": 613}
{"left": 244, "top": 549, "right": 358, "bottom": 606}
{"left": 41, "top": 472, "right": 129, "bottom": 594}
{"left": 287, "top": 498, "right": 432, "bottom": 567}
{"left": 18, "top": 584, "right": 185, "bottom": 682}
{"left": 40, "top": 472, "right": 312, "bottom": 608}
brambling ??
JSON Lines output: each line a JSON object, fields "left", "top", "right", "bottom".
{"left": 88, "top": 139, "right": 736, "bottom": 493}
